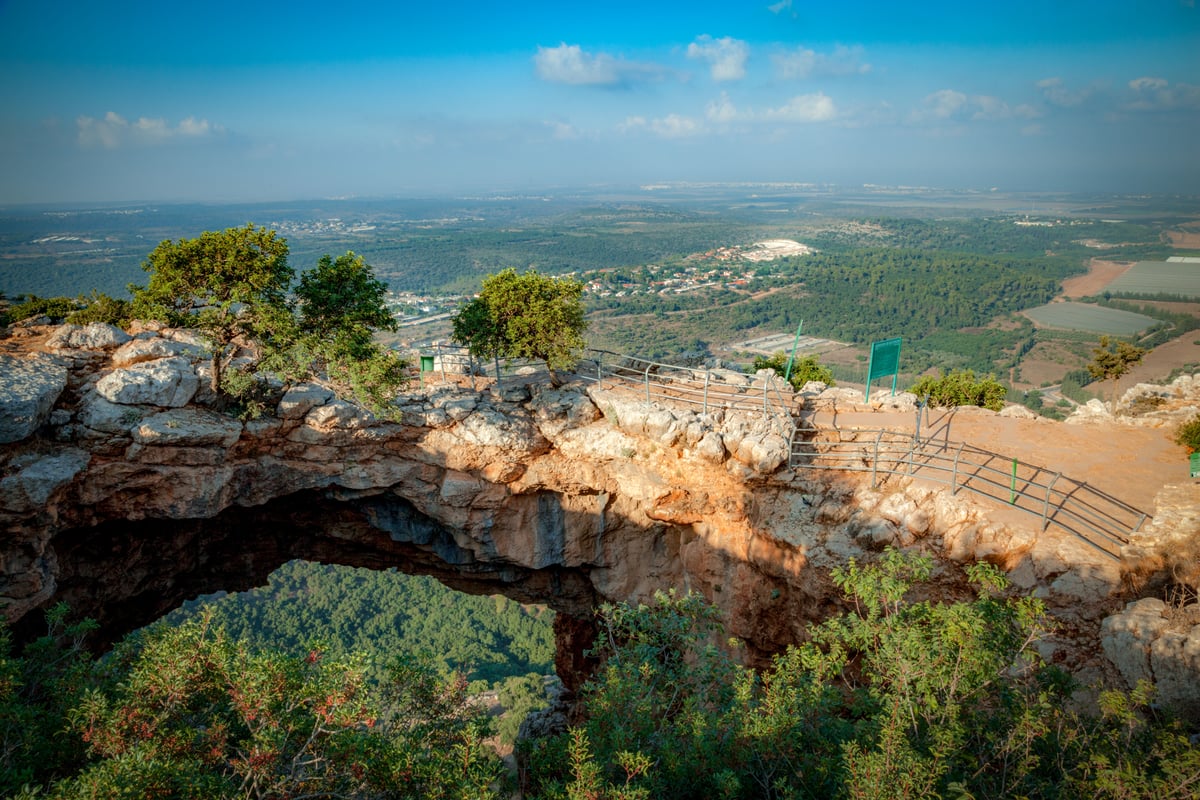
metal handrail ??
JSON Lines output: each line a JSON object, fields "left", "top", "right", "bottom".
{"left": 790, "top": 427, "right": 1147, "bottom": 557}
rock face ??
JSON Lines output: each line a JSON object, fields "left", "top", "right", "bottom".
{"left": 0, "top": 353, "right": 68, "bottom": 443}
{"left": 1, "top": 322, "right": 1197, "bottom": 705}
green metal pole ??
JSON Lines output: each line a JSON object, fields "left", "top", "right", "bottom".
{"left": 1010, "top": 458, "right": 1018, "bottom": 504}
{"left": 783, "top": 320, "right": 804, "bottom": 381}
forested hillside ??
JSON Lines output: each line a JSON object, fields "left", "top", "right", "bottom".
{"left": 164, "top": 561, "right": 555, "bottom": 690}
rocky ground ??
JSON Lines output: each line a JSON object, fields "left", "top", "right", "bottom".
{"left": 1, "top": 318, "right": 1198, "bottom": 717}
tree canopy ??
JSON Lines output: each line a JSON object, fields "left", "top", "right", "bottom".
{"left": 296, "top": 252, "right": 397, "bottom": 355}
{"left": 451, "top": 268, "right": 587, "bottom": 384}
{"left": 130, "top": 224, "right": 293, "bottom": 395}
{"left": 1088, "top": 335, "right": 1146, "bottom": 410}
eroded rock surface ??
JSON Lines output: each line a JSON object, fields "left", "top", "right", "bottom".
{"left": 1, "top": 322, "right": 1197, "bottom": 704}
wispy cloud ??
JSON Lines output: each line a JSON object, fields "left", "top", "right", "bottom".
{"left": 76, "top": 112, "right": 224, "bottom": 149}
{"left": 534, "top": 43, "right": 667, "bottom": 87}
{"left": 687, "top": 35, "right": 749, "bottom": 82}
{"left": 705, "top": 90, "right": 837, "bottom": 124}
{"left": 1036, "top": 77, "right": 1096, "bottom": 108}
{"left": 772, "top": 45, "right": 870, "bottom": 79}
{"left": 911, "top": 90, "right": 1035, "bottom": 123}
{"left": 619, "top": 114, "right": 703, "bottom": 138}
{"left": 1125, "top": 76, "right": 1200, "bottom": 111}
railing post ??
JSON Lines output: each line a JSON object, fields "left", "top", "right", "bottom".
{"left": 703, "top": 370, "right": 710, "bottom": 415}
{"left": 1042, "top": 473, "right": 1061, "bottom": 531}
{"left": 951, "top": 441, "right": 965, "bottom": 495}
{"left": 439, "top": 342, "right": 447, "bottom": 383}
{"left": 644, "top": 363, "right": 651, "bottom": 402}
{"left": 872, "top": 430, "right": 883, "bottom": 488}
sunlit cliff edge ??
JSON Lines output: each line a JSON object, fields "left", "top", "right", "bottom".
{"left": 2, "top": 320, "right": 1199, "bottom": 714}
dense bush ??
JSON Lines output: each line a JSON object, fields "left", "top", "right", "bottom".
{"left": 909, "top": 369, "right": 1007, "bottom": 411}
{"left": 525, "top": 552, "right": 1200, "bottom": 800}
{"left": 1175, "top": 414, "right": 1200, "bottom": 453}
{"left": 750, "top": 351, "right": 835, "bottom": 390}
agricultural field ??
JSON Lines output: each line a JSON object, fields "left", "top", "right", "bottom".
{"left": 1022, "top": 301, "right": 1156, "bottom": 335}
{"left": 1105, "top": 260, "right": 1200, "bottom": 298}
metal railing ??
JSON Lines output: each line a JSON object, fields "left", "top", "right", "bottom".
{"left": 790, "top": 426, "right": 1147, "bottom": 558}
{"left": 575, "top": 350, "right": 797, "bottom": 439}
{"left": 412, "top": 345, "right": 1150, "bottom": 555}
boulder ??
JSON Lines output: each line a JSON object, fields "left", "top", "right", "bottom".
{"left": 131, "top": 409, "right": 243, "bottom": 448}
{"left": 277, "top": 383, "right": 335, "bottom": 420}
{"left": 0, "top": 354, "right": 68, "bottom": 443}
{"left": 78, "top": 392, "right": 149, "bottom": 434}
{"left": 46, "top": 323, "right": 131, "bottom": 351}
{"left": 112, "top": 337, "right": 206, "bottom": 367}
{"left": 96, "top": 357, "right": 199, "bottom": 407}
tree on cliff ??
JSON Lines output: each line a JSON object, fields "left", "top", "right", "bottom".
{"left": 1088, "top": 335, "right": 1145, "bottom": 412}
{"left": 296, "top": 252, "right": 397, "bottom": 356}
{"left": 130, "top": 224, "right": 292, "bottom": 398}
{"left": 451, "top": 268, "right": 587, "bottom": 386}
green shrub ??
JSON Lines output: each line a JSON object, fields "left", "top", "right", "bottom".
{"left": 65, "top": 292, "right": 131, "bottom": 327}
{"left": 909, "top": 369, "right": 1006, "bottom": 410}
{"left": 750, "top": 351, "right": 835, "bottom": 391}
{"left": 1174, "top": 414, "right": 1200, "bottom": 453}
{"left": 5, "top": 295, "right": 81, "bottom": 324}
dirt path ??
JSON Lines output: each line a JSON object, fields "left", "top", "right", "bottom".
{"left": 811, "top": 404, "right": 1183, "bottom": 520}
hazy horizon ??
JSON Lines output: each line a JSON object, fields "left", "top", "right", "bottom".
{"left": 2, "top": 0, "right": 1198, "bottom": 205}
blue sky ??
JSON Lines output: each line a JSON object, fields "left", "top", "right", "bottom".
{"left": 1, "top": 0, "right": 1197, "bottom": 203}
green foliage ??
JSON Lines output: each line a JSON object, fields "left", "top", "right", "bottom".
{"left": 1174, "top": 414, "right": 1200, "bottom": 453}
{"left": 3, "top": 295, "right": 82, "bottom": 325}
{"left": 452, "top": 268, "right": 587, "bottom": 383}
{"left": 130, "top": 224, "right": 293, "bottom": 396}
{"left": 296, "top": 251, "right": 397, "bottom": 355}
{"left": 166, "top": 562, "right": 555, "bottom": 692}
{"left": 1088, "top": 335, "right": 1146, "bottom": 409}
{"left": 11, "top": 612, "right": 505, "bottom": 799}
{"left": 751, "top": 351, "right": 835, "bottom": 390}
{"left": 0, "top": 604, "right": 101, "bottom": 796}
{"left": 530, "top": 551, "right": 1200, "bottom": 800}
{"left": 909, "top": 369, "right": 1007, "bottom": 411}
{"left": 65, "top": 291, "right": 132, "bottom": 327}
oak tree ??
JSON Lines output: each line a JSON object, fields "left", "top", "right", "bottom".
{"left": 130, "top": 224, "right": 292, "bottom": 397}
{"left": 451, "top": 268, "right": 587, "bottom": 385}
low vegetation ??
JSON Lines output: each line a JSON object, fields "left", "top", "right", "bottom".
{"left": 909, "top": 369, "right": 1007, "bottom": 411}
{"left": 750, "top": 351, "right": 835, "bottom": 390}
{"left": 523, "top": 551, "right": 1200, "bottom": 800}
{"left": 6, "top": 551, "right": 1198, "bottom": 799}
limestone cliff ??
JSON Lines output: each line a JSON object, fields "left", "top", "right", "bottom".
{"left": 1, "top": 320, "right": 1198, "bottom": 706}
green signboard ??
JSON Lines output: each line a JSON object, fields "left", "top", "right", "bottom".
{"left": 1190, "top": 452, "right": 1200, "bottom": 479}
{"left": 865, "top": 337, "right": 902, "bottom": 403}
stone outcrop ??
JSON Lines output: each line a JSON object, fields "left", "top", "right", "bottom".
{"left": 0, "top": 353, "right": 68, "bottom": 443}
{"left": 1, "top": 322, "right": 1198, "bottom": 707}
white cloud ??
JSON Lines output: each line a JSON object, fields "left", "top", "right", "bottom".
{"left": 652, "top": 114, "right": 702, "bottom": 137}
{"left": 1125, "top": 76, "right": 1200, "bottom": 111}
{"left": 911, "top": 90, "right": 1034, "bottom": 124}
{"left": 546, "top": 120, "right": 580, "bottom": 140}
{"left": 619, "top": 114, "right": 703, "bottom": 138}
{"left": 1036, "top": 77, "right": 1094, "bottom": 108}
{"left": 534, "top": 43, "right": 666, "bottom": 87}
{"left": 762, "top": 92, "right": 837, "bottom": 122}
{"left": 924, "top": 89, "right": 968, "bottom": 119}
{"left": 76, "top": 111, "right": 223, "bottom": 149}
{"left": 705, "top": 90, "right": 837, "bottom": 124}
{"left": 772, "top": 44, "right": 870, "bottom": 79}
{"left": 768, "top": 0, "right": 793, "bottom": 13}
{"left": 687, "top": 35, "right": 749, "bottom": 82}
